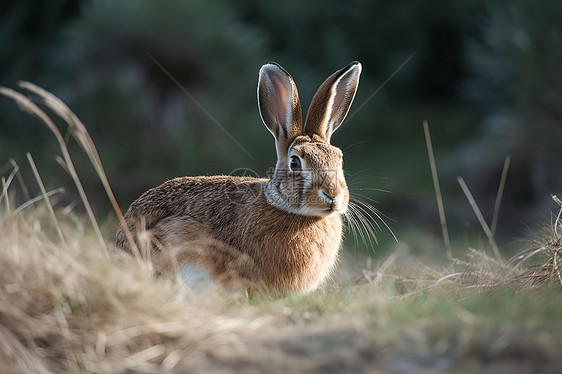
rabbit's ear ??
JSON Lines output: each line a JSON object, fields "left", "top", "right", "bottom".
{"left": 304, "top": 62, "right": 362, "bottom": 142}
{"left": 258, "top": 63, "right": 303, "bottom": 152}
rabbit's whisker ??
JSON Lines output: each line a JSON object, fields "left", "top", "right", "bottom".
{"left": 352, "top": 198, "right": 398, "bottom": 243}
{"left": 352, "top": 188, "right": 393, "bottom": 194}
{"left": 346, "top": 202, "right": 378, "bottom": 250}
{"left": 344, "top": 209, "right": 360, "bottom": 248}
{"left": 345, "top": 205, "right": 367, "bottom": 245}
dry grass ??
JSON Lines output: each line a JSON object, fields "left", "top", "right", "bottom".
{"left": 0, "top": 206, "right": 268, "bottom": 373}
{"left": 1, "top": 83, "right": 562, "bottom": 373}
{"left": 510, "top": 205, "right": 562, "bottom": 288}
{"left": 1, "top": 204, "right": 561, "bottom": 373}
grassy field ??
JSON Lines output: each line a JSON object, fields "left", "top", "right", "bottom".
{"left": 1, "top": 205, "right": 561, "bottom": 373}
{"left": 1, "top": 84, "right": 562, "bottom": 373}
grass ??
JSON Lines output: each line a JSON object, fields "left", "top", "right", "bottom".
{"left": 1, "top": 83, "right": 562, "bottom": 373}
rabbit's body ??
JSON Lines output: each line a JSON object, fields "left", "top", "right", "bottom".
{"left": 116, "top": 62, "right": 362, "bottom": 295}
{"left": 117, "top": 175, "right": 342, "bottom": 293}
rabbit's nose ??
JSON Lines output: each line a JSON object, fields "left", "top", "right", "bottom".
{"left": 318, "top": 189, "right": 335, "bottom": 204}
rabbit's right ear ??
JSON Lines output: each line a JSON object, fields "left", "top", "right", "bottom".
{"left": 304, "top": 62, "right": 361, "bottom": 143}
{"left": 258, "top": 63, "right": 303, "bottom": 154}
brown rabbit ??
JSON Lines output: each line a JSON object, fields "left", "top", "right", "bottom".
{"left": 115, "top": 61, "right": 362, "bottom": 295}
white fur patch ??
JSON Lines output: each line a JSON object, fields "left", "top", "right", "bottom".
{"left": 180, "top": 264, "right": 213, "bottom": 293}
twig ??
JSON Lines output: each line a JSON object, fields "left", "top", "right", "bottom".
{"left": 457, "top": 176, "right": 502, "bottom": 262}
{"left": 27, "top": 153, "right": 66, "bottom": 245}
{"left": 491, "top": 155, "right": 510, "bottom": 236}
{"left": 423, "top": 121, "right": 452, "bottom": 259}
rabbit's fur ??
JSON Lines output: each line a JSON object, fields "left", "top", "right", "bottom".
{"left": 116, "top": 61, "right": 362, "bottom": 295}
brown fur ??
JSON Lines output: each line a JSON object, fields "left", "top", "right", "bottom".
{"left": 116, "top": 176, "right": 342, "bottom": 293}
{"left": 116, "top": 62, "right": 362, "bottom": 294}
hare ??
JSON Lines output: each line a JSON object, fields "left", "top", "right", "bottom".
{"left": 115, "top": 61, "right": 362, "bottom": 295}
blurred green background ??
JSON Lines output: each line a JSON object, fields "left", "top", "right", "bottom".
{"left": 1, "top": 0, "right": 561, "bottom": 257}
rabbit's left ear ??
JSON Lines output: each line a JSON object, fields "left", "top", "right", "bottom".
{"left": 258, "top": 63, "right": 303, "bottom": 155}
{"left": 304, "top": 62, "right": 362, "bottom": 142}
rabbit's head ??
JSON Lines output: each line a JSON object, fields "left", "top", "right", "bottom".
{"left": 258, "top": 62, "right": 362, "bottom": 217}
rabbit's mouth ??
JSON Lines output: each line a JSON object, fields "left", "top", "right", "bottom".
{"left": 324, "top": 206, "right": 339, "bottom": 216}
{"left": 314, "top": 189, "right": 348, "bottom": 215}
{"left": 304, "top": 200, "right": 348, "bottom": 217}
{"left": 325, "top": 203, "right": 348, "bottom": 215}
{"left": 285, "top": 201, "right": 347, "bottom": 218}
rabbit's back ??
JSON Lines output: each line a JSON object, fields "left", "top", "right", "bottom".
{"left": 116, "top": 176, "right": 261, "bottom": 250}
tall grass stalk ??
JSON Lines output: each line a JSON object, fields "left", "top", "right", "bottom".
{"left": 17, "top": 81, "right": 143, "bottom": 262}
{"left": 0, "top": 86, "right": 108, "bottom": 255}
{"left": 10, "top": 158, "right": 31, "bottom": 200}
{"left": 27, "top": 152, "right": 66, "bottom": 245}
{"left": 423, "top": 120, "right": 452, "bottom": 259}
{"left": 0, "top": 163, "right": 18, "bottom": 210}
{"left": 12, "top": 187, "right": 65, "bottom": 216}
{"left": 491, "top": 155, "right": 511, "bottom": 236}
{"left": 457, "top": 176, "right": 503, "bottom": 262}
{"left": 1, "top": 177, "right": 9, "bottom": 213}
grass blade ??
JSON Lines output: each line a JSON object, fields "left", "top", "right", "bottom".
{"left": 13, "top": 187, "right": 65, "bottom": 215}
{"left": 423, "top": 120, "right": 452, "bottom": 259}
{"left": 27, "top": 153, "right": 66, "bottom": 245}
{"left": 17, "top": 81, "right": 143, "bottom": 263}
{"left": 0, "top": 87, "right": 107, "bottom": 255}
{"left": 0, "top": 164, "right": 19, "bottom": 211}
{"left": 2, "top": 177, "right": 10, "bottom": 213}
{"left": 457, "top": 176, "right": 502, "bottom": 262}
{"left": 491, "top": 155, "right": 510, "bottom": 236}
{"left": 10, "top": 158, "right": 31, "bottom": 201}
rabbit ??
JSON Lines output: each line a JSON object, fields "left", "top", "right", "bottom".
{"left": 115, "top": 61, "right": 362, "bottom": 295}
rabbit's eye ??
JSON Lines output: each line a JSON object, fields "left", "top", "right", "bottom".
{"left": 290, "top": 156, "right": 302, "bottom": 171}
{"left": 341, "top": 159, "right": 344, "bottom": 168}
